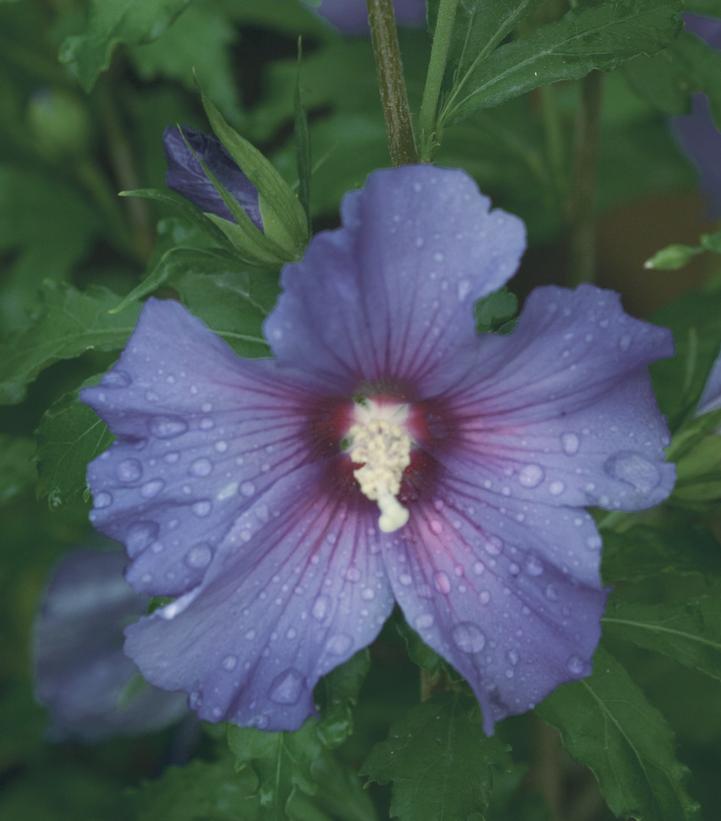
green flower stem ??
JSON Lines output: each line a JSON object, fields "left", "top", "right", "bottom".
{"left": 418, "top": 0, "right": 459, "bottom": 161}
{"left": 366, "top": 0, "right": 418, "bottom": 166}
{"left": 568, "top": 71, "right": 603, "bottom": 286}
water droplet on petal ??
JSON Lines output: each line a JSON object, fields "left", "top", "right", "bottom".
{"left": 452, "top": 622, "right": 486, "bottom": 653}
{"left": 567, "top": 655, "right": 586, "bottom": 676}
{"left": 430, "top": 519, "right": 443, "bottom": 535}
{"left": 94, "top": 491, "right": 112, "bottom": 509}
{"left": 192, "top": 500, "right": 212, "bottom": 517}
{"left": 126, "top": 521, "right": 158, "bottom": 556}
{"left": 186, "top": 543, "right": 212, "bottom": 568}
{"left": 549, "top": 480, "right": 565, "bottom": 496}
{"left": 545, "top": 584, "right": 559, "bottom": 601}
{"left": 586, "top": 534, "right": 602, "bottom": 550}
{"left": 326, "top": 633, "right": 352, "bottom": 655}
{"left": 150, "top": 416, "right": 188, "bottom": 439}
{"left": 415, "top": 613, "right": 434, "bottom": 629}
{"left": 269, "top": 668, "right": 305, "bottom": 705}
{"left": 102, "top": 369, "right": 131, "bottom": 387}
{"left": 518, "top": 464, "right": 544, "bottom": 488}
{"left": 222, "top": 654, "right": 237, "bottom": 671}
{"left": 190, "top": 457, "right": 213, "bottom": 477}
{"left": 525, "top": 557, "right": 543, "bottom": 576}
{"left": 434, "top": 571, "right": 451, "bottom": 594}
{"left": 361, "top": 587, "right": 375, "bottom": 601}
{"left": 241, "top": 481, "right": 255, "bottom": 497}
{"left": 312, "top": 595, "right": 331, "bottom": 621}
{"left": 561, "top": 433, "right": 580, "bottom": 455}
{"left": 141, "top": 479, "right": 165, "bottom": 498}
{"left": 479, "top": 590, "right": 491, "bottom": 605}
{"left": 604, "top": 451, "right": 661, "bottom": 494}
{"left": 116, "top": 458, "right": 142, "bottom": 483}
{"left": 345, "top": 566, "right": 361, "bottom": 583}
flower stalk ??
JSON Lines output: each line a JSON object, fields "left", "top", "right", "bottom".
{"left": 418, "top": 0, "right": 459, "bottom": 162}
{"left": 366, "top": 0, "right": 418, "bottom": 165}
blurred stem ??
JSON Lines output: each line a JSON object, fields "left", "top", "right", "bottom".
{"left": 418, "top": 0, "right": 459, "bottom": 161}
{"left": 568, "top": 71, "right": 603, "bottom": 285}
{"left": 97, "top": 79, "right": 154, "bottom": 261}
{"left": 541, "top": 84, "right": 566, "bottom": 197}
{"left": 366, "top": 0, "right": 418, "bottom": 165}
{"left": 530, "top": 717, "right": 564, "bottom": 821}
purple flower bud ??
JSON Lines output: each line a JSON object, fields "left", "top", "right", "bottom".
{"left": 33, "top": 549, "right": 186, "bottom": 742}
{"left": 163, "top": 125, "right": 262, "bottom": 227}
{"left": 311, "top": 0, "right": 425, "bottom": 35}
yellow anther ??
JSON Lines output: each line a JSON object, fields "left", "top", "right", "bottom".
{"left": 348, "top": 402, "right": 412, "bottom": 533}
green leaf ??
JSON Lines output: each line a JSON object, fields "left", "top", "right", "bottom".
{"left": 475, "top": 286, "right": 519, "bottom": 334}
{"left": 201, "top": 92, "right": 309, "bottom": 256}
{"left": 442, "top": 0, "right": 682, "bottom": 124}
{"left": 128, "top": 3, "right": 239, "bottom": 117}
{"left": 537, "top": 646, "right": 700, "bottom": 821}
{"left": 601, "top": 521, "right": 721, "bottom": 583}
{"left": 294, "top": 40, "right": 312, "bottom": 234}
{"left": 129, "top": 757, "right": 261, "bottom": 821}
{"left": 173, "top": 270, "right": 276, "bottom": 358}
{"left": 227, "top": 720, "right": 376, "bottom": 821}
{"left": 316, "top": 649, "right": 370, "bottom": 749}
{"left": 35, "top": 386, "right": 113, "bottom": 508}
{"left": 604, "top": 587, "right": 721, "bottom": 682}
{"left": 361, "top": 694, "right": 512, "bottom": 821}
{"left": 0, "top": 435, "right": 35, "bottom": 505}
{"left": 119, "top": 187, "right": 234, "bottom": 250}
{"left": 0, "top": 282, "right": 140, "bottom": 405}
{"left": 59, "top": 0, "right": 192, "bottom": 92}
{"left": 624, "top": 30, "right": 721, "bottom": 127}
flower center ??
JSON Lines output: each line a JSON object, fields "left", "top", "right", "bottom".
{"left": 347, "top": 399, "right": 412, "bottom": 533}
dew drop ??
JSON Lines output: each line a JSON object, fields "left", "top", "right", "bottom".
{"left": 312, "top": 595, "right": 331, "bottom": 621}
{"left": 545, "top": 584, "right": 559, "bottom": 601}
{"left": 190, "top": 457, "right": 213, "bottom": 477}
{"left": 434, "top": 571, "right": 451, "bottom": 594}
{"left": 150, "top": 416, "right": 188, "bottom": 439}
{"left": 116, "top": 458, "right": 142, "bottom": 483}
{"left": 241, "top": 481, "right": 256, "bottom": 497}
{"left": 345, "top": 566, "right": 361, "bottom": 583}
{"left": 102, "top": 369, "right": 131, "bottom": 387}
{"left": 222, "top": 654, "right": 237, "bottom": 671}
{"left": 141, "top": 479, "right": 165, "bottom": 498}
{"left": 479, "top": 590, "right": 491, "bottom": 605}
{"left": 94, "top": 491, "right": 112, "bottom": 509}
{"left": 604, "top": 451, "right": 661, "bottom": 494}
{"left": 361, "top": 587, "right": 375, "bottom": 601}
{"left": 586, "top": 534, "right": 602, "bottom": 550}
{"left": 452, "top": 622, "right": 486, "bottom": 653}
{"left": 472, "top": 561, "right": 485, "bottom": 576}
{"left": 549, "top": 480, "right": 565, "bottom": 496}
{"left": 192, "top": 500, "right": 212, "bottom": 517}
{"left": 186, "top": 543, "right": 212, "bottom": 569}
{"left": 430, "top": 519, "right": 443, "bottom": 535}
{"left": 567, "top": 655, "right": 586, "bottom": 676}
{"left": 269, "top": 668, "right": 305, "bottom": 705}
{"left": 126, "top": 521, "right": 158, "bottom": 556}
{"left": 561, "top": 432, "right": 580, "bottom": 455}
{"left": 326, "top": 633, "right": 352, "bottom": 655}
{"left": 525, "top": 557, "right": 543, "bottom": 576}
{"left": 518, "top": 464, "right": 544, "bottom": 488}
{"left": 415, "top": 613, "right": 434, "bottom": 629}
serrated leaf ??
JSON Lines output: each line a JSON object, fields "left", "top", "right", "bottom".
{"left": 537, "top": 646, "right": 700, "bottom": 821}
{"left": 173, "top": 270, "right": 275, "bottom": 358}
{"left": 35, "top": 387, "right": 113, "bottom": 508}
{"left": 227, "top": 720, "right": 375, "bottom": 821}
{"left": 442, "top": 0, "right": 682, "bottom": 124}
{"left": 604, "top": 588, "right": 721, "bottom": 681}
{"left": 361, "top": 694, "right": 512, "bottom": 821}
{"left": 0, "top": 282, "right": 140, "bottom": 405}
{"left": 59, "top": 0, "right": 192, "bottom": 92}
{"left": 0, "top": 435, "right": 35, "bottom": 505}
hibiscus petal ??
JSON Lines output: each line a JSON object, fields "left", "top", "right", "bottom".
{"left": 265, "top": 165, "right": 526, "bottom": 388}
{"left": 82, "top": 299, "right": 321, "bottom": 597}
{"left": 383, "top": 476, "right": 606, "bottom": 734}
{"left": 33, "top": 549, "right": 185, "bottom": 741}
{"left": 432, "top": 285, "right": 675, "bottom": 511}
{"left": 125, "top": 465, "right": 393, "bottom": 731}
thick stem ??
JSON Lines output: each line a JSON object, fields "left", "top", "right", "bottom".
{"left": 418, "top": 0, "right": 459, "bottom": 161}
{"left": 568, "top": 71, "right": 603, "bottom": 285}
{"left": 366, "top": 0, "right": 418, "bottom": 166}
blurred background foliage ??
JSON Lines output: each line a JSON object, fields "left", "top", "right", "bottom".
{"left": 1, "top": 1, "right": 721, "bottom": 819}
